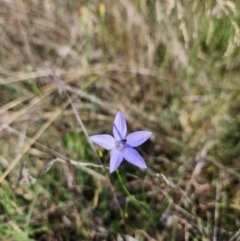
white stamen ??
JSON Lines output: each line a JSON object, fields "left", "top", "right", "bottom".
{"left": 115, "top": 139, "right": 127, "bottom": 151}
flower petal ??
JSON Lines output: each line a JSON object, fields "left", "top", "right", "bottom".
{"left": 113, "top": 111, "right": 127, "bottom": 141}
{"left": 90, "top": 134, "right": 115, "bottom": 150}
{"left": 110, "top": 149, "right": 123, "bottom": 173}
{"left": 122, "top": 147, "right": 147, "bottom": 169}
{"left": 126, "top": 131, "right": 152, "bottom": 147}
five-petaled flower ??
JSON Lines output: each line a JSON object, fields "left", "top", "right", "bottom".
{"left": 90, "top": 111, "right": 152, "bottom": 173}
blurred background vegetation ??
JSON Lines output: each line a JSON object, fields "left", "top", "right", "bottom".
{"left": 0, "top": 0, "right": 240, "bottom": 240}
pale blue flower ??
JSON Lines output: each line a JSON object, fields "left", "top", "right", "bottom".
{"left": 90, "top": 111, "right": 152, "bottom": 173}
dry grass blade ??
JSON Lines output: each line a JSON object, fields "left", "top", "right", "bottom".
{"left": 0, "top": 97, "right": 71, "bottom": 183}
{"left": 43, "top": 157, "right": 106, "bottom": 181}
{"left": 0, "top": 93, "right": 33, "bottom": 115}
{"left": 0, "top": 69, "right": 62, "bottom": 85}
{"left": 0, "top": 83, "right": 56, "bottom": 132}
{"left": 0, "top": 95, "right": 44, "bottom": 132}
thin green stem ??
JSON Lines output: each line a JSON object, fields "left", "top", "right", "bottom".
{"left": 116, "top": 170, "right": 149, "bottom": 210}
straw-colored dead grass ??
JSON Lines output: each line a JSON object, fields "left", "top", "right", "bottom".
{"left": 0, "top": 0, "right": 240, "bottom": 240}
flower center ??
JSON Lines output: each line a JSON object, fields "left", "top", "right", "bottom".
{"left": 115, "top": 139, "right": 127, "bottom": 151}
